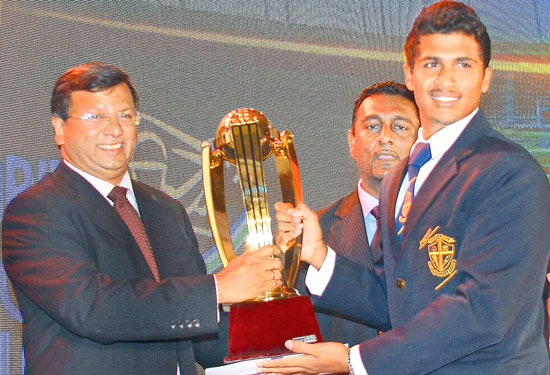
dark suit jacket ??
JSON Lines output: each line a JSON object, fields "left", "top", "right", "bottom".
{"left": 315, "top": 111, "right": 550, "bottom": 374}
{"left": 2, "top": 163, "right": 222, "bottom": 374}
{"left": 307, "top": 190, "right": 381, "bottom": 344}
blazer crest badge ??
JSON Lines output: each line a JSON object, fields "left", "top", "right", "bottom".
{"left": 419, "top": 226, "right": 458, "bottom": 290}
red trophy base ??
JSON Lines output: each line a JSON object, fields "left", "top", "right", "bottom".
{"left": 225, "top": 295, "right": 322, "bottom": 363}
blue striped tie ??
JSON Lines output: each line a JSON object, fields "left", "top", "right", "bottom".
{"left": 395, "top": 143, "right": 431, "bottom": 242}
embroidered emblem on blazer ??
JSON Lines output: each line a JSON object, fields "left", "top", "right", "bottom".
{"left": 419, "top": 226, "right": 458, "bottom": 290}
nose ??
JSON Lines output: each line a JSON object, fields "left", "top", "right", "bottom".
{"left": 377, "top": 124, "right": 394, "bottom": 145}
{"left": 103, "top": 115, "right": 123, "bottom": 136}
{"left": 435, "top": 64, "right": 456, "bottom": 87}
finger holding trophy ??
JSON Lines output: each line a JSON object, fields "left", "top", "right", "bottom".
{"left": 202, "top": 108, "right": 322, "bottom": 363}
{"left": 216, "top": 244, "right": 284, "bottom": 304}
{"left": 274, "top": 202, "right": 328, "bottom": 271}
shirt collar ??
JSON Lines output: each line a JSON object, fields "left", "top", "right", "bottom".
{"left": 414, "top": 108, "right": 478, "bottom": 160}
{"left": 357, "top": 180, "right": 379, "bottom": 218}
{"left": 63, "top": 159, "right": 134, "bottom": 199}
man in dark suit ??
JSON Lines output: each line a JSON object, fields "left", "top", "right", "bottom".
{"left": 261, "top": 1, "right": 550, "bottom": 374}
{"left": 2, "top": 62, "right": 284, "bottom": 375}
{"left": 308, "top": 82, "right": 419, "bottom": 345}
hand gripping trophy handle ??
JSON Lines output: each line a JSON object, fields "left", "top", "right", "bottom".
{"left": 201, "top": 108, "right": 303, "bottom": 300}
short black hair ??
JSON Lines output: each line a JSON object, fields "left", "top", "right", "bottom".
{"left": 51, "top": 62, "right": 139, "bottom": 120}
{"left": 405, "top": 0, "right": 491, "bottom": 68}
{"left": 351, "top": 81, "right": 417, "bottom": 134}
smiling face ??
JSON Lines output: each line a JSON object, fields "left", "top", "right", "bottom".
{"left": 349, "top": 93, "right": 420, "bottom": 198}
{"left": 52, "top": 82, "right": 138, "bottom": 185}
{"left": 404, "top": 32, "right": 492, "bottom": 139}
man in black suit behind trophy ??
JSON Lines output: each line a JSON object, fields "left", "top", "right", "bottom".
{"left": 304, "top": 81, "right": 419, "bottom": 345}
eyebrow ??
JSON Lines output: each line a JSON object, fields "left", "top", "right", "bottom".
{"left": 456, "top": 57, "right": 477, "bottom": 63}
{"left": 363, "top": 114, "right": 413, "bottom": 124}
{"left": 422, "top": 56, "right": 478, "bottom": 63}
{"left": 392, "top": 115, "right": 414, "bottom": 123}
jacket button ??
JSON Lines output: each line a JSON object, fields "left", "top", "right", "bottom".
{"left": 396, "top": 278, "right": 406, "bottom": 289}
{"left": 177, "top": 319, "right": 184, "bottom": 329}
{"left": 378, "top": 330, "right": 384, "bottom": 335}
{"left": 193, "top": 319, "right": 201, "bottom": 328}
{"left": 185, "top": 319, "right": 193, "bottom": 328}
{"left": 170, "top": 320, "right": 176, "bottom": 329}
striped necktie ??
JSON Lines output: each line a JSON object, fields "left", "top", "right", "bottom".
{"left": 108, "top": 186, "right": 160, "bottom": 281}
{"left": 395, "top": 143, "right": 431, "bottom": 242}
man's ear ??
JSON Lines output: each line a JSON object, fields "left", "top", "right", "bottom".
{"left": 52, "top": 116, "right": 65, "bottom": 147}
{"left": 403, "top": 63, "right": 414, "bottom": 91}
{"left": 481, "top": 66, "right": 493, "bottom": 93}
{"left": 347, "top": 128, "right": 355, "bottom": 158}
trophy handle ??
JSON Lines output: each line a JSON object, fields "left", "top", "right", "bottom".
{"left": 273, "top": 130, "right": 303, "bottom": 290}
{"left": 202, "top": 141, "right": 237, "bottom": 266}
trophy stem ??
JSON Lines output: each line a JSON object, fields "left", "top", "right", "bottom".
{"left": 252, "top": 285, "right": 299, "bottom": 302}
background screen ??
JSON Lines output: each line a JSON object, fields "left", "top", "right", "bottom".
{"left": 1, "top": 1, "right": 549, "bottom": 373}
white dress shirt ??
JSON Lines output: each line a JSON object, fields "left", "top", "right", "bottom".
{"left": 357, "top": 180, "right": 380, "bottom": 246}
{"left": 305, "top": 108, "right": 479, "bottom": 375}
{"left": 63, "top": 159, "right": 139, "bottom": 213}
{"left": 394, "top": 108, "right": 478, "bottom": 218}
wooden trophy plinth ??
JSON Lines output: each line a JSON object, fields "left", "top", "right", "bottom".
{"left": 224, "top": 295, "right": 322, "bottom": 363}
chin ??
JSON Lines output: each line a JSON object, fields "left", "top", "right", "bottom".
{"left": 374, "top": 162, "right": 397, "bottom": 172}
{"left": 432, "top": 113, "right": 464, "bottom": 126}
{"left": 373, "top": 170, "right": 390, "bottom": 180}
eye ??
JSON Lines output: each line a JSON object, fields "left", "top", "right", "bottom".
{"left": 392, "top": 123, "right": 412, "bottom": 134}
{"left": 365, "top": 122, "right": 381, "bottom": 132}
{"left": 83, "top": 113, "right": 101, "bottom": 121}
{"left": 424, "top": 61, "right": 439, "bottom": 68}
{"left": 117, "top": 112, "right": 133, "bottom": 120}
{"left": 457, "top": 61, "right": 472, "bottom": 68}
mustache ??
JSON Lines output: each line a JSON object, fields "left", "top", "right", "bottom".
{"left": 429, "top": 88, "right": 461, "bottom": 98}
{"left": 373, "top": 149, "right": 400, "bottom": 160}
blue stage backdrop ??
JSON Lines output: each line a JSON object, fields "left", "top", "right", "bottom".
{"left": 1, "top": 1, "right": 549, "bottom": 373}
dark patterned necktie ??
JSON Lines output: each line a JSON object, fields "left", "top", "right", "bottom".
{"left": 108, "top": 186, "right": 160, "bottom": 282}
{"left": 395, "top": 143, "right": 432, "bottom": 242}
{"left": 370, "top": 205, "right": 380, "bottom": 247}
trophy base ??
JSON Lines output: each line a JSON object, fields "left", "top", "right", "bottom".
{"left": 225, "top": 295, "right": 322, "bottom": 363}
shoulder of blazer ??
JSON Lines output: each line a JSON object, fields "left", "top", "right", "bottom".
{"left": 8, "top": 162, "right": 97, "bottom": 209}
{"left": 132, "top": 180, "right": 186, "bottom": 217}
{"left": 440, "top": 111, "right": 538, "bottom": 170}
{"left": 317, "top": 190, "right": 358, "bottom": 219}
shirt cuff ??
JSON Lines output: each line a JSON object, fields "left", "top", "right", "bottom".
{"left": 351, "top": 345, "right": 368, "bottom": 375}
{"left": 304, "top": 247, "right": 336, "bottom": 296}
{"left": 212, "top": 274, "right": 220, "bottom": 323}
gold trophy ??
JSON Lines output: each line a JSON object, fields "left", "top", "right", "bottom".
{"left": 202, "top": 108, "right": 321, "bottom": 362}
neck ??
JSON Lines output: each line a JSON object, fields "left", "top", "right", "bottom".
{"left": 419, "top": 117, "right": 446, "bottom": 140}
{"left": 360, "top": 178, "right": 380, "bottom": 199}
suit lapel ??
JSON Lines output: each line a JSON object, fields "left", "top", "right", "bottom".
{"left": 57, "top": 163, "right": 135, "bottom": 247}
{"left": 395, "top": 111, "right": 489, "bottom": 260}
{"left": 58, "top": 164, "right": 160, "bottom": 279}
{"left": 132, "top": 183, "right": 168, "bottom": 279}
{"left": 323, "top": 190, "right": 373, "bottom": 268}
{"left": 380, "top": 158, "right": 407, "bottom": 262}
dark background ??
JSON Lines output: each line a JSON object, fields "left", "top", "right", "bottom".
{"left": 1, "top": 1, "right": 549, "bottom": 373}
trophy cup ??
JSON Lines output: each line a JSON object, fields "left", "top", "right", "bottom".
{"left": 202, "top": 108, "right": 322, "bottom": 362}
